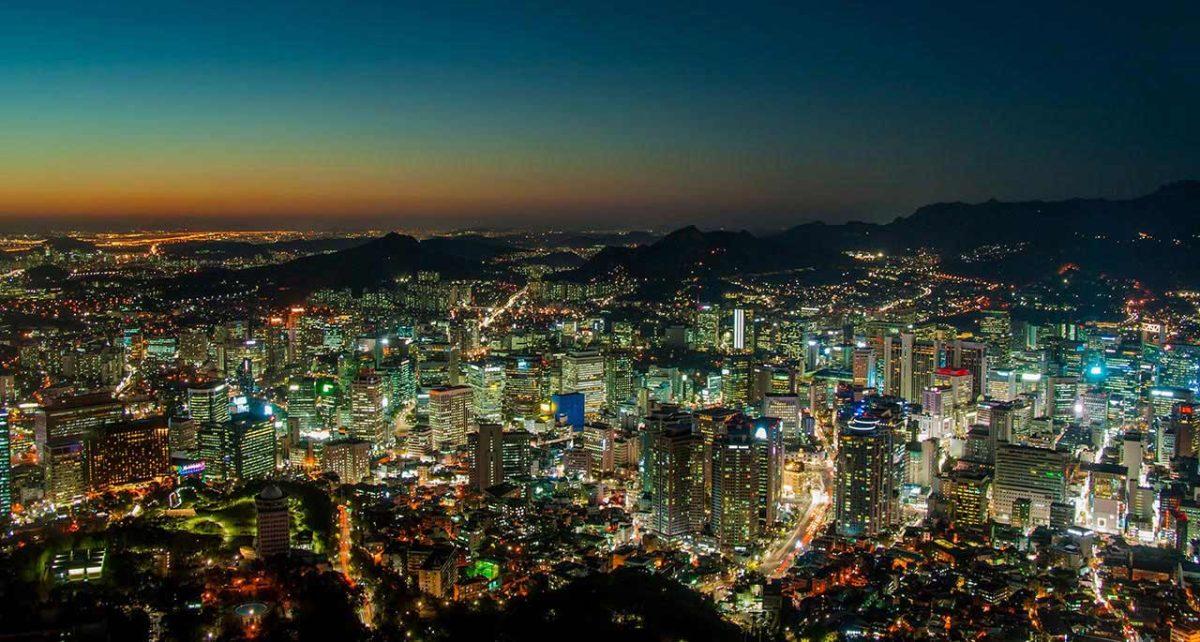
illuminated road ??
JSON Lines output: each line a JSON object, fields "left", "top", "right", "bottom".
{"left": 337, "top": 504, "right": 375, "bottom": 626}
{"left": 482, "top": 285, "right": 527, "bottom": 328}
{"left": 762, "top": 466, "right": 833, "bottom": 578}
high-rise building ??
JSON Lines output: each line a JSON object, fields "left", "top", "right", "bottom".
{"left": 503, "top": 356, "right": 543, "bottom": 424}
{"left": 992, "top": 443, "right": 1066, "bottom": 526}
{"left": 501, "top": 429, "right": 532, "bottom": 480}
{"left": 254, "top": 485, "right": 290, "bottom": 557}
{"left": 429, "top": 385, "right": 472, "bottom": 451}
{"left": 187, "top": 381, "right": 230, "bottom": 425}
{"left": 350, "top": 371, "right": 387, "bottom": 446}
{"left": 732, "top": 308, "right": 747, "bottom": 352}
{"left": 322, "top": 437, "right": 372, "bottom": 484}
{"left": 469, "top": 423, "right": 504, "bottom": 490}
{"left": 198, "top": 413, "right": 276, "bottom": 484}
{"left": 761, "top": 394, "right": 803, "bottom": 442}
{"left": 86, "top": 417, "right": 170, "bottom": 490}
{"left": 466, "top": 361, "right": 505, "bottom": 424}
{"left": 0, "top": 409, "right": 10, "bottom": 521}
{"left": 561, "top": 350, "right": 605, "bottom": 415}
{"left": 647, "top": 423, "right": 705, "bottom": 538}
{"left": 979, "top": 310, "right": 1012, "bottom": 367}
{"left": 36, "top": 392, "right": 124, "bottom": 503}
{"left": 835, "top": 415, "right": 897, "bottom": 538}
{"left": 941, "top": 466, "right": 990, "bottom": 529}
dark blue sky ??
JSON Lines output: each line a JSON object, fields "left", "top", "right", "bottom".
{"left": 0, "top": 1, "right": 1195, "bottom": 230}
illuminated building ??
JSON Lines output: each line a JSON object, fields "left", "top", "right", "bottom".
{"left": 1044, "top": 376, "right": 1079, "bottom": 421}
{"left": 286, "top": 377, "right": 319, "bottom": 432}
{"left": 561, "top": 349, "right": 605, "bottom": 415}
{"left": 941, "top": 466, "right": 990, "bottom": 529}
{"left": 469, "top": 423, "right": 504, "bottom": 490}
{"left": 0, "top": 409, "right": 9, "bottom": 520}
{"left": 466, "top": 361, "right": 505, "bottom": 424}
{"left": 604, "top": 352, "right": 635, "bottom": 413}
{"left": 429, "top": 385, "right": 471, "bottom": 451}
{"left": 979, "top": 310, "right": 1012, "bottom": 368}
{"left": 187, "top": 381, "right": 230, "bottom": 425}
{"left": 761, "top": 393, "right": 803, "bottom": 442}
{"left": 198, "top": 413, "right": 276, "bottom": 483}
{"left": 694, "top": 304, "right": 720, "bottom": 352}
{"left": 991, "top": 443, "right": 1066, "bottom": 526}
{"left": 35, "top": 393, "right": 124, "bottom": 503}
{"left": 1086, "top": 462, "right": 1126, "bottom": 534}
{"left": 322, "top": 437, "right": 371, "bottom": 484}
{"left": 883, "top": 332, "right": 942, "bottom": 402}
{"left": 731, "top": 308, "right": 747, "bottom": 351}
{"left": 834, "top": 414, "right": 897, "bottom": 538}
{"left": 501, "top": 429, "right": 532, "bottom": 479}
{"left": 349, "top": 371, "right": 387, "bottom": 446}
{"left": 503, "top": 356, "right": 543, "bottom": 424}
{"left": 254, "top": 485, "right": 290, "bottom": 557}
{"left": 86, "top": 417, "right": 170, "bottom": 490}
{"left": 647, "top": 423, "right": 705, "bottom": 538}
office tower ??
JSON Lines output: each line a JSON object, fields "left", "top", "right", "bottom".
{"left": 979, "top": 310, "right": 1012, "bottom": 367}
{"left": 501, "top": 429, "right": 533, "bottom": 480}
{"left": 883, "top": 332, "right": 941, "bottom": 402}
{"left": 941, "top": 466, "right": 990, "bottom": 529}
{"left": 1044, "top": 376, "right": 1079, "bottom": 421}
{"left": 466, "top": 361, "right": 505, "bottom": 424}
{"left": 992, "top": 443, "right": 1066, "bottom": 526}
{"left": 254, "top": 485, "right": 290, "bottom": 557}
{"left": 647, "top": 423, "right": 705, "bottom": 538}
{"left": 1079, "top": 389, "right": 1110, "bottom": 430}
{"left": 720, "top": 356, "right": 752, "bottom": 407}
{"left": 732, "top": 308, "right": 747, "bottom": 351}
{"left": 470, "top": 423, "right": 504, "bottom": 490}
{"left": 834, "top": 415, "right": 897, "bottom": 538}
{"left": 36, "top": 392, "right": 124, "bottom": 503}
{"left": 761, "top": 393, "right": 802, "bottom": 442}
{"left": 852, "top": 347, "right": 877, "bottom": 388}
{"left": 949, "top": 340, "right": 988, "bottom": 400}
{"left": 503, "top": 356, "right": 543, "bottom": 424}
{"left": 1171, "top": 402, "right": 1198, "bottom": 459}
{"left": 580, "top": 423, "right": 615, "bottom": 478}
{"left": 604, "top": 352, "right": 635, "bottom": 412}
{"left": 0, "top": 409, "right": 9, "bottom": 521}
{"left": 86, "top": 417, "right": 170, "bottom": 490}
{"left": 561, "top": 350, "right": 605, "bottom": 415}
{"left": 694, "top": 304, "right": 721, "bottom": 351}
{"left": 429, "top": 385, "right": 472, "bottom": 451}
{"left": 1122, "top": 430, "right": 1145, "bottom": 482}
{"left": 199, "top": 413, "right": 276, "bottom": 484}
{"left": 287, "top": 377, "right": 319, "bottom": 432}
{"left": 322, "top": 437, "right": 372, "bottom": 484}
{"left": 350, "top": 371, "right": 387, "bottom": 446}
{"left": 977, "top": 400, "right": 1016, "bottom": 446}
{"left": 187, "top": 381, "right": 230, "bottom": 425}
{"left": 168, "top": 416, "right": 198, "bottom": 456}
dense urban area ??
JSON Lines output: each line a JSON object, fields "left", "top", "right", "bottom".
{"left": 3, "top": 192, "right": 1200, "bottom": 642}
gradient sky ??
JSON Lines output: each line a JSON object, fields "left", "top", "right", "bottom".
{"left": 0, "top": 1, "right": 1196, "bottom": 231}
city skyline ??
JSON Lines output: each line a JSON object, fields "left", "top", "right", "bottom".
{"left": 1, "top": 1, "right": 1195, "bottom": 230}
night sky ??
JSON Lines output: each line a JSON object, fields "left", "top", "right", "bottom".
{"left": 0, "top": 1, "right": 1195, "bottom": 231}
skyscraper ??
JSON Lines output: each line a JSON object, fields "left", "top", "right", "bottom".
{"left": 561, "top": 350, "right": 605, "bottom": 415}
{"left": 835, "top": 415, "right": 897, "bottom": 538}
{"left": 466, "top": 361, "right": 505, "bottom": 424}
{"left": 992, "top": 443, "right": 1067, "bottom": 526}
{"left": 470, "top": 423, "right": 504, "bottom": 490}
{"left": 647, "top": 423, "right": 705, "bottom": 538}
{"left": 350, "top": 371, "right": 386, "bottom": 446}
{"left": 187, "top": 381, "right": 230, "bottom": 425}
{"left": 0, "top": 409, "right": 10, "bottom": 521}
{"left": 429, "top": 385, "right": 472, "bottom": 451}
{"left": 199, "top": 413, "right": 276, "bottom": 484}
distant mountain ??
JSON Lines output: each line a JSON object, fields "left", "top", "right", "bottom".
{"left": 159, "top": 232, "right": 510, "bottom": 302}
{"left": 563, "top": 181, "right": 1200, "bottom": 290}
